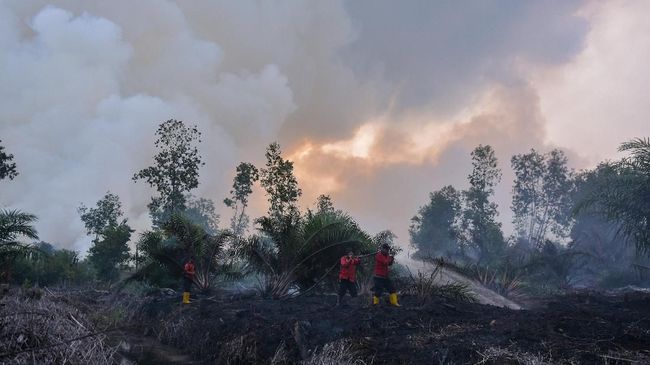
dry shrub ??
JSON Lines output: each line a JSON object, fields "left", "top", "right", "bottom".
{"left": 216, "top": 334, "right": 258, "bottom": 365}
{"left": 303, "top": 339, "right": 370, "bottom": 365}
{"left": 255, "top": 272, "right": 296, "bottom": 299}
{"left": 468, "top": 265, "right": 524, "bottom": 299}
{"left": 426, "top": 257, "right": 524, "bottom": 299}
{"left": 475, "top": 347, "right": 550, "bottom": 365}
{"left": 406, "top": 267, "right": 476, "bottom": 303}
{"left": 0, "top": 288, "right": 117, "bottom": 364}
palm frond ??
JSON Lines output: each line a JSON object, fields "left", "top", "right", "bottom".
{"left": 619, "top": 137, "right": 650, "bottom": 170}
{"left": 0, "top": 209, "right": 38, "bottom": 242}
{"left": 239, "top": 235, "right": 278, "bottom": 276}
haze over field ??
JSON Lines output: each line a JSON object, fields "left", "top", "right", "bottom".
{"left": 1, "top": 0, "right": 649, "bottom": 252}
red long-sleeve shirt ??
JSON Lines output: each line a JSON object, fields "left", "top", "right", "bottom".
{"left": 339, "top": 256, "right": 361, "bottom": 282}
{"left": 184, "top": 261, "right": 195, "bottom": 279}
{"left": 373, "top": 252, "right": 394, "bottom": 278}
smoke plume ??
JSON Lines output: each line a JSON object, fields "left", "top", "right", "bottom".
{"left": 0, "top": 1, "right": 647, "bottom": 252}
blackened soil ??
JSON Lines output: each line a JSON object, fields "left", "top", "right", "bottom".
{"left": 132, "top": 292, "right": 650, "bottom": 364}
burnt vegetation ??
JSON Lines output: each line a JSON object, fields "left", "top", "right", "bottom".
{"left": 1, "top": 126, "right": 650, "bottom": 364}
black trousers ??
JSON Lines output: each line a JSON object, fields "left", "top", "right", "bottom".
{"left": 183, "top": 276, "right": 193, "bottom": 292}
{"left": 338, "top": 279, "right": 358, "bottom": 297}
{"left": 373, "top": 276, "right": 395, "bottom": 296}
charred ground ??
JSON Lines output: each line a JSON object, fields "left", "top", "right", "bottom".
{"left": 3, "top": 287, "right": 650, "bottom": 364}
{"left": 115, "top": 290, "right": 650, "bottom": 364}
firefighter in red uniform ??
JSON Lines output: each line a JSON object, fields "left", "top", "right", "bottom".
{"left": 182, "top": 258, "right": 195, "bottom": 304}
{"left": 373, "top": 244, "right": 400, "bottom": 306}
{"left": 337, "top": 251, "right": 361, "bottom": 306}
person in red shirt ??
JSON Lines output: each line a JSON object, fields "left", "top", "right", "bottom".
{"left": 373, "top": 244, "right": 400, "bottom": 306}
{"left": 182, "top": 258, "right": 195, "bottom": 304}
{"left": 337, "top": 251, "right": 361, "bottom": 306}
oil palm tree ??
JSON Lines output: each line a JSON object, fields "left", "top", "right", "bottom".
{"left": 576, "top": 138, "right": 650, "bottom": 255}
{"left": 127, "top": 214, "right": 238, "bottom": 291}
{"left": 0, "top": 209, "right": 39, "bottom": 282}
{"left": 240, "top": 210, "right": 373, "bottom": 298}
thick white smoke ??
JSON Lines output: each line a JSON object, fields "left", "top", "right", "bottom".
{"left": 0, "top": 3, "right": 297, "bottom": 251}
{"left": 1, "top": 1, "right": 647, "bottom": 253}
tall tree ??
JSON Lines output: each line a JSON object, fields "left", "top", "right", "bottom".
{"left": 410, "top": 185, "right": 461, "bottom": 258}
{"left": 461, "top": 145, "right": 505, "bottom": 263}
{"left": 133, "top": 119, "right": 204, "bottom": 226}
{"left": 259, "top": 142, "right": 302, "bottom": 230}
{"left": 79, "top": 193, "right": 132, "bottom": 281}
{"left": 184, "top": 195, "right": 220, "bottom": 235}
{"left": 315, "top": 194, "right": 335, "bottom": 215}
{"left": 511, "top": 149, "right": 574, "bottom": 248}
{"left": 224, "top": 162, "right": 259, "bottom": 237}
{"left": 78, "top": 192, "right": 124, "bottom": 241}
{"left": 87, "top": 223, "right": 132, "bottom": 282}
{"left": 0, "top": 140, "right": 18, "bottom": 181}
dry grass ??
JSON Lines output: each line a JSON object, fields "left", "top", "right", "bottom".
{"left": 269, "top": 338, "right": 370, "bottom": 365}
{"left": 598, "top": 349, "right": 650, "bottom": 364}
{"left": 269, "top": 341, "right": 291, "bottom": 365}
{"left": 475, "top": 346, "right": 551, "bottom": 365}
{"left": 303, "top": 339, "right": 371, "bottom": 365}
{"left": 216, "top": 334, "right": 258, "bottom": 364}
{"left": 0, "top": 288, "right": 117, "bottom": 364}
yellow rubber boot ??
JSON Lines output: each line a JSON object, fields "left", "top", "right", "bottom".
{"left": 372, "top": 295, "right": 380, "bottom": 305}
{"left": 389, "top": 293, "right": 401, "bottom": 307}
{"left": 182, "top": 291, "right": 190, "bottom": 304}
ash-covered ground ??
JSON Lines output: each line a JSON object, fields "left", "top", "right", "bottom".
{"left": 118, "top": 289, "right": 650, "bottom": 364}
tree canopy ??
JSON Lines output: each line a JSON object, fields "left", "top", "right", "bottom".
{"left": 0, "top": 140, "right": 18, "bottom": 181}
{"left": 133, "top": 119, "right": 204, "bottom": 226}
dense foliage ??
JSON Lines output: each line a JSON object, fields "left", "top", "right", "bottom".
{"left": 410, "top": 185, "right": 461, "bottom": 259}
{"left": 0, "top": 210, "right": 39, "bottom": 283}
{"left": 576, "top": 138, "right": 650, "bottom": 254}
{"left": 411, "top": 138, "right": 650, "bottom": 295}
{"left": 132, "top": 214, "right": 235, "bottom": 291}
{"left": 79, "top": 193, "right": 132, "bottom": 283}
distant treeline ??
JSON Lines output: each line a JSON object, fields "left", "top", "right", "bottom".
{"left": 1, "top": 125, "right": 649, "bottom": 296}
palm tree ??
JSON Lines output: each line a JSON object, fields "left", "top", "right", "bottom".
{"left": 128, "top": 214, "right": 237, "bottom": 291}
{"left": 240, "top": 211, "right": 373, "bottom": 298}
{"left": 0, "top": 209, "right": 39, "bottom": 282}
{"left": 576, "top": 138, "right": 650, "bottom": 255}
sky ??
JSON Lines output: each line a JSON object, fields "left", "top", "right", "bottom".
{"left": 0, "top": 1, "right": 649, "bottom": 253}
